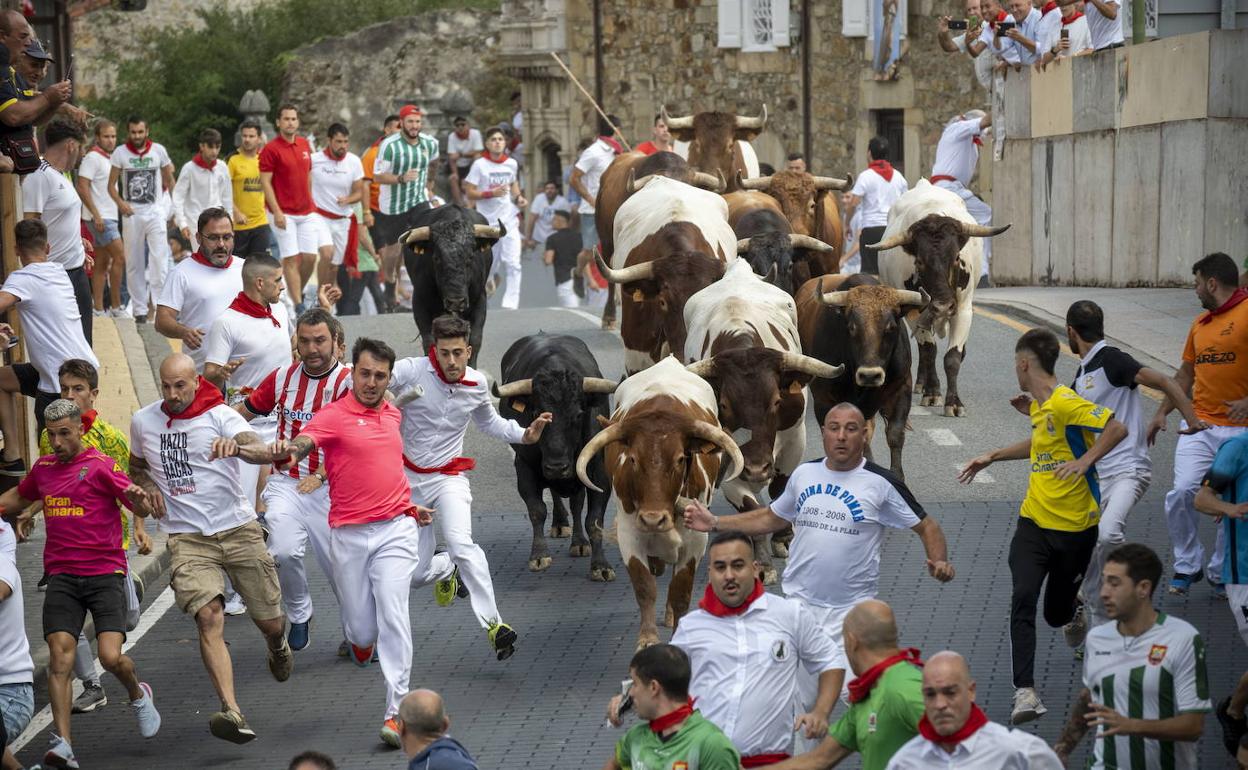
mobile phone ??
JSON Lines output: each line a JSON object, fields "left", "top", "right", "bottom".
{"left": 606, "top": 679, "right": 634, "bottom": 727}
{"left": 1060, "top": 28, "right": 1070, "bottom": 40}
{"left": 4, "top": 334, "right": 18, "bottom": 350}
{"left": 948, "top": 19, "right": 968, "bottom": 29}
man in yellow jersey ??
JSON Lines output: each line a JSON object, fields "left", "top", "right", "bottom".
{"left": 959, "top": 328, "right": 1126, "bottom": 726}
{"left": 228, "top": 119, "right": 271, "bottom": 257}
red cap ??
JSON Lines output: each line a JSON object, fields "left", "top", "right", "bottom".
{"left": 399, "top": 105, "right": 422, "bottom": 120}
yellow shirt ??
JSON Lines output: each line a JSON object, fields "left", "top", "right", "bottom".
{"left": 1182, "top": 293, "right": 1248, "bottom": 427}
{"left": 228, "top": 152, "right": 268, "bottom": 231}
{"left": 1020, "top": 385, "right": 1113, "bottom": 532}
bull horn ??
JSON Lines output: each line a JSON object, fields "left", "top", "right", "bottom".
{"left": 816, "top": 276, "right": 850, "bottom": 307}
{"left": 895, "top": 289, "right": 926, "bottom": 307}
{"left": 780, "top": 352, "right": 844, "bottom": 380}
{"left": 596, "top": 251, "right": 655, "bottom": 284}
{"left": 787, "top": 234, "right": 835, "bottom": 253}
{"left": 735, "top": 170, "right": 772, "bottom": 191}
{"left": 581, "top": 377, "right": 618, "bottom": 394}
{"left": 810, "top": 174, "right": 852, "bottom": 191}
{"left": 688, "top": 421, "right": 745, "bottom": 484}
{"left": 401, "top": 226, "right": 431, "bottom": 245}
{"left": 627, "top": 169, "right": 653, "bottom": 194}
{"left": 732, "top": 104, "right": 767, "bottom": 130}
{"left": 958, "top": 222, "right": 1012, "bottom": 238}
{"left": 661, "top": 105, "right": 694, "bottom": 131}
{"left": 690, "top": 170, "right": 725, "bottom": 193}
{"left": 473, "top": 224, "right": 503, "bottom": 239}
{"left": 494, "top": 379, "right": 534, "bottom": 398}
{"left": 575, "top": 421, "right": 627, "bottom": 492}
{"left": 866, "top": 231, "right": 912, "bottom": 251}
{"left": 735, "top": 238, "right": 752, "bottom": 253}
{"left": 685, "top": 358, "right": 716, "bottom": 378}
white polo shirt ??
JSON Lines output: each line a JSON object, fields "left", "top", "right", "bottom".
{"left": 931, "top": 118, "right": 984, "bottom": 188}
{"left": 886, "top": 720, "right": 1064, "bottom": 768}
{"left": 310, "top": 149, "right": 364, "bottom": 218}
{"left": 672, "top": 592, "right": 842, "bottom": 757}
{"left": 1058, "top": 14, "right": 1093, "bottom": 56}
{"left": 78, "top": 148, "right": 119, "bottom": 221}
{"left": 158, "top": 256, "right": 245, "bottom": 371}
{"left": 130, "top": 401, "right": 256, "bottom": 535}
{"left": 447, "top": 128, "right": 484, "bottom": 172}
{"left": 573, "top": 139, "right": 617, "bottom": 214}
{"left": 770, "top": 458, "right": 925, "bottom": 609}
{"left": 202, "top": 303, "right": 294, "bottom": 405}
{"left": 1073, "top": 340, "right": 1149, "bottom": 478}
{"left": 0, "top": 261, "right": 98, "bottom": 392}
{"left": 465, "top": 154, "right": 520, "bottom": 226}
{"left": 979, "top": 21, "right": 1021, "bottom": 64}
{"left": 1037, "top": 5, "right": 1064, "bottom": 57}
{"left": 172, "top": 158, "right": 233, "bottom": 232}
{"left": 1086, "top": 0, "right": 1124, "bottom": 50}
{"left": 850, "top": 165, "right": 909, "bottom": 228}
{"left": 23, "top": 161, "right": 86, "bottom": 269}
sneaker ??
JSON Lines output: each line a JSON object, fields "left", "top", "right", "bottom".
{"left": 380, "top": 716, "right": 402, "bottom": 748}
{"left": 1217, "top": 696, "right": 1248, "bottom": 757}
{"left": 42, "top": 734, "right": 78, "bottom": 769}
{"left": 109, "top": 306, "right": 133, "bottom": 319}
{"left": 350, "top": 643, "right": 375, "bottom": 667}
{"left": 1063, "top": 603, "right": 1089, "bottom": 648}
{"left": 71, "top": 682, "right": 108, "bottom": 713}
{"left": 92, "top": 308, "right": 107, "bottom": 317}
{"left": 1168, "top": 570, "right": 1204, "bottom": 595}
{"left": 209, "top": 707, "right": 257, "bottom": 744}
{"left": 337, "top": 639, "right": 350, "bottom": 658}
{"left": 130, "top": 681, "right": 161, "bottom": 738}
{"left": 288, "top": 618, "right": 311, "bottom": 652}
{"left": 1010, "top": 687, "right": 1047, "bottom": 725}
{"left": 37, "top": 573, "right": 48, "bottom": 592}
{"left": 223, "top": 593, "right": 247, "bottom": 616}
{"left": 134, "top": 314, "right": 147, "bottom": 324}
{"left": 1210, "top": 579, "right": 1228, "bottom": 600}
{"left": 267, "top": 639, "right": 294, "bottom": 682}
{"left": 435, "top": 566, "right": 461, "bottom": 607}
{"left": 0, "top": 456, "right": 26, "bottom": 477}
{"left": 488, "top": 621, "right": 518, "bottom": 661}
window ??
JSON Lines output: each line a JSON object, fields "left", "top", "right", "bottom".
{"left": 718, "top": 0, "right": 791, "bottom": 50}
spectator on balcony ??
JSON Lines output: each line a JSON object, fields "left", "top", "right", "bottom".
{"left": 846, "top": 137, "right": 908, "bottom": 275}
{"left": 15, "top": 37, "right": 50, "bottom": 90}
{"left": 938, "top": 0, "right": 995, "bottom": 89}
{"left": 1085, "top": 0, "right": 1124, "bottom": 50}
{"left": 785, "top": 153, "right": 807, "bottom": 173}
{"left": 930, "top": 110, "right": 994, "bottom": 286}
{"left": 999, "top": 0, "right": 1045, "bottom": 66}
{"left": 1037, "top": 0, "right": 1093, "bottom": 68}
{"left": 0, "top": 11, "right": 71, "bottom": 173}
{"left": 1033, "top": 0, "right": 1064, "bottom": 62}
{"left": 965, "top": 0, "right": 1017, "bottom": 68}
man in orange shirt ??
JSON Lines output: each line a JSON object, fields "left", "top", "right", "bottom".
{"left": 1150, "top": 252, "right": 1248, "bottom": 597}
{"left": 361, "top": 114, "right": 400, "bottom": 307}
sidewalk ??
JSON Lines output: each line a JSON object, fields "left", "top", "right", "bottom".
{"left": 975, "top": 286, "right": 1197, "bottom": 372}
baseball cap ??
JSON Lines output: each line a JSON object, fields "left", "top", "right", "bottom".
{"left": 24, "top": 38, "right": 53, "bottom": 62}
{"left": 399, "top": 105, "right": 422, "bottom": 120}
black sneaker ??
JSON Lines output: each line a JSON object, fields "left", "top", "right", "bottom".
{"left": 1217, "top": 696, "right": 1247, "bottom": 757}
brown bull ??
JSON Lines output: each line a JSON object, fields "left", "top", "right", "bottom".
{"left": 725, "top": 190, "right": 836, "bottom": 295}
{"left": 738, "top": 170, "right": 851, "bottom": 278}
{"left": 662, "top": 106, "right": 766, "bottom": 193}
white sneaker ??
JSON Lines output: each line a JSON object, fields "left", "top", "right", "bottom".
{"left": 131, "top": 681, "right": 161, "bottom": 738}
{"left": 43, "top": 733, "right": 79, "bottom": 769}
{"left": 92, "top": 308, "right": 107, "bottom": 317}
{"left": 1011, "top": 687, "right": 1047, "bottom": 725}
{"left": 109, "top": 306, "right": 133, "bottom": 319}
{"left": 223, "top": 592, "right": 247, "bottom": 616}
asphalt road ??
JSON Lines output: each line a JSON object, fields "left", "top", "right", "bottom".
{"left": 9, "top": 254, "right": 1238, "bottom": 770}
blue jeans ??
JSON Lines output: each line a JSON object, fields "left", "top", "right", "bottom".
{"left": 579, "top": 212, "right": 598, "bottom": 251}
{"left": 0, "top": 681, "right": 34, "bottom": 743}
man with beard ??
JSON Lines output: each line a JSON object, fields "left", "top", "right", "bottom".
{"left": 309, "top": 122, "right": 364, "bottom": 293}
{"left": 229, "top": 119, "right": 271, "bottom": 258}
{"left": 372, "top": 105, "right": 439, "bottom": 309}
{"left": 260, "top": 104, "right": 317, "bottom": 310}
{"left": 108, "top": 115, "right": 176, "bottom": 322}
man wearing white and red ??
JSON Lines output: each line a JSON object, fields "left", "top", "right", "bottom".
{"left": 129, "top": 354, "right": 291, "bottom": 745}
{"left": 155, "top": 207, "right": 245, "bottom": 372}
{"left": 276, "top": 337, "right": 438, "bottom": 749}
{"left": 236, "top": 308, "right": 350, "bottom": 654}
{"left": 108, "top": 116, "right": 176, "bottom": 321}
{"left": 172, "top": 128, "right": 233, "bottom": 251}
{"left": 929, "top": 111, "right": 994, "bottom": 283}
{"left": 848, "top": 136, "right": 908, "bottom": 275}
{"left": 260, "top": 104, "right": 317, "bottom": 311}
{"left": 392, "top": 315, "right": 550, "bottom": 661}
{"left": 464, "top": 128, "right": 526, "bottom": 310}
{"left": 569, "top": 113, "right": 624, "bottom": 288}
{"left": 1, "top": 399, "right": 161, "bottom": 769}
{"left": 310, "top": 122, "right": 364, "bottom": 293}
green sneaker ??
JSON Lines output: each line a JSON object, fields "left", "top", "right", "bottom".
{"left": 435, "top": 566, "right": 461, "bottom": 607}
{"left": 488, "top": 621, "right": 518, "bottom": 661}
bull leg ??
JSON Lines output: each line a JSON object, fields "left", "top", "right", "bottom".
{"left": 568, "top": 488, "right": 592, "bottom": 557}
{"left": 863, "top": 415, "right": 878, "bottom": 463}
{"left": 586, "top": 487, "right": 615, "bottom": 582}
{"left": 664, "top": 557, "right": 699, "bottom": 630}
{"left": 550, "top": 496, "right": 573, "bottom": 539}
{"left": 626, "top": 556, "right": 661, "bottom": 649}
{"left": 769, "top": 472, "right": 794, "bottom": 558}
{"left": 602, "top": 282, "right": 618, "bottom": 330}
{"left": 916, "top": 336, "right": 942, "bottom": 406}
{"left": 517, "top": 465, "right": 553, "bottom": 572}
{"left": 882, "top": 402, "right": 909, "bottom": 481}
{"left": 740, "top": 493, "right": 778, "bottom": 586}
{"left": 943, "top": 344, "right": 967, "bottom": 417}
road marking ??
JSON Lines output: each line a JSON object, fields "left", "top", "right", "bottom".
{"left": 926, "top": 428, "right": 962, "bottom": 446}
{"left": 910, "top": 405, "right": 931, "bottom": 416}
{"left": 11, "top": 586, "right": 176, "bottom": 753}
{"left": 953, "top": 463, "right": 995, "bottom": 483}
{"left": 558, "top": 307, "right": 609, "bottom": 326}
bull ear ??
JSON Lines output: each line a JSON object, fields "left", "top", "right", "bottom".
{"left": 692, "top": 439, "right": 720, "bottom": 455}
{"left": 596, "top": 414, "right": 612, "bottom": 428}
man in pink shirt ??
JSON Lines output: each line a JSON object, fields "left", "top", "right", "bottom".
{"left": 274, "top": 337, "right": 435, "bottom": 749}
{"left": 0, "top": 399, "right": 161, "bottom": 769}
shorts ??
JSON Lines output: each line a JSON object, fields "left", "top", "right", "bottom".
{"left": 233, "top": 225, "right": 272, "bottom": 257}
{"left": 372, "top": 202, "right": 432, "bottom": 248}
{"left": 1230, "top": 583, "right": 1248, "bottom": 646}
{"left": 12, "top": 364, "right": 58, "bottom": 431}
{"left": 42, "top": 572, "right": 129, "bottom": 640}
{"left": 168, "top": 520, "right": 282, "bottom": 620}
{"left": 579, "top": 211, "right": 599, "bottom": 251}
{"left": 271, "top": 213, "right": 325, "bottom": 258}
{"left": 0, "top": 681, "right": 34, "bottom": 746}
{"left": 316, "top": 214, "right": 351, "bottom": 265}
{"left": 87, "top": 218, "right": 121, "bottom": 247}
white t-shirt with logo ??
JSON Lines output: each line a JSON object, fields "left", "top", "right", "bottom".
{"left": 130, "top": 401, "right": 256, "bottom": 535}
{"left": 447, "top": 128, "right": 484, "bottom": 172}
{"left": 23, "top": 161, "right": 86, "bottom": 269}
{"left": 158, "top": 257, "right": 245, "bottom": 371}
{"left": 465, "top": 154, "right": 520, "bottom": 226}
{"left": 850, "top": 166, "right": 910, "bottom": 228}
{"left": 770, "top": 458, "right": 924, "bottom": 609}
{"left": 78, "top": 149, "right": 119, "bottom": 221}
{"left": 310, "top": 150, "right": 364, "bottom": 218}
{"left": 0, "top": 261, "right": 98, "bottom": 392}
{"left": 529, "top": 193, "right": 569, "bottom": 244}
{"left": 110, "top": 142, "right": 173, "bottom": 215}
{"left": 0, "top": 551, "right": 33, "bottom": 686}
{"left": 202, "top": 305, "right": 294, "bottom": 405}
{"left": 573, "top": 139, "right": 617, "bottom": 214}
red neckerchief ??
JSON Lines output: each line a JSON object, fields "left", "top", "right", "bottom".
{"left": 648, "top": 699, "right": 695, "bottom": 734}
{"left": 847, "top": 648, "right": 923, "bottom": 703}
{"left": 917, "top": 702, "right": 990, "bottom": 747}
{"left": 1040, "top": 1, "right": 1058, "bottom": 13}
{"left": 313, "top": 207, "right": 361, "bottom": 274}
{"left": 323, "top": 148, "right": 345, "bottom": 162}
{"left": 487, "top": 152, "right": 511, "bottom": 164}
{"left": 868, "top": 159, "right": 895, "bottom": 182}
{"left": 989, "top": 9, "right": 1008, "bottom": 27}
{"left": 161, "top": 377, "right": 225, "bottom": 427}
{"left": 1198, "top": 287, "right": 1248, "bottom": 325}
{"left": 1062, "top": 10, "right": 1084, "bottom": 23}
{"left": 190, "top": 249, "right": 232, "bottom": 269}
{"left": 90, "top": 145, "right": 110, "bottom": 158}
{"left": 599, "top": 135, "right": 624, "bottom": 155}
{"left": 126, "top": 139, "right": 152, "bottom": 157}
{"left": 81, "top": 409, "right": 98, "bottom": 434}
{"left": 191, "top": 153, "right": 216, "bottom": 171}
{"left": 229, "top": 291, "right": 281, "bottom": 328}
{"left": 697, "top": 579, "right": 764, "bottom": 617}
{"left": 428, "top": 346, "right": 478, "bottom": 386}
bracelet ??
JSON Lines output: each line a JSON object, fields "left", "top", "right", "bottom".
{"left": 711, "top": 515, "right": 720, "bottom": 532}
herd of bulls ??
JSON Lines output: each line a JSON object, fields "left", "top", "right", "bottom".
{"left": 397, "top": 108, "right": 1009, "bottom": 649}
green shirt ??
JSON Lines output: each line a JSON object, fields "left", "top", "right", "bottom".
{"left": 375, "top": 131, "right": 439, "bottom": 215}
{"left": 827, "top": 660, "right": 924, "bottom": 770}
{"left": 614, "top": 711, "right": 740, "bottom": 770}
{"left": 351, "top": 202, "right": 378, "bottom": 272}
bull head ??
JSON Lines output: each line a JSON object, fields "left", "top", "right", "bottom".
{"left": 661, "top": 105, "right": 767, "bottom": 135}
{"left": 575, "top": 416, "right": 744, "bottom": 495}
{"left": 866, "top": 221, "right": 1010, "bottom": 252}
{"left": 736, "top": 171, "right": 852, "bottom": 192}
{"left": 868, "top": 217, "right": 1008, "bottom": 314}
{"left": 817, "top": 278, "right": 930, "bottom": 387}
{"left": 402, "top": 220, "right": 505, "bottom": 317}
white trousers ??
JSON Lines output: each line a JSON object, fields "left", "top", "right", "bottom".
{"left": 794, "top": 599, "right": 851, "bottom": 754}
{"left": 407, "top": 471, "right": 498, "bottom": 628}
{"left": 1080, "top": 470, "right": 1151, "bottom": 627}
{"left": 264, "top": 473, "right": 339, "bottom": 626}
{"left": 123, "top": 210, "right": 172, "bottom": 316}
{"left": 240, "top": 418, "right": 277, "bottom": 510}
{"left": 1165, "top": 424, "right": 1244, "bottom": 580}
{"left": 330, "top": 514, "right": 432, "bottom": 719}
{"left": 933, "top": 179, "right": 993, "bottom": 277}
{"left": 489, "top": 227, "right": 523, "bottom": 310}
{"left": 555, "top": 279, "right": 579, "bottom": 308}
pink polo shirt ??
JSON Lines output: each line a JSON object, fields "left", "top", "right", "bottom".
{"left": 299, "top": 392, "right": 413, "bottom": 528}
{"left": 18, "top": 447, "right": 131, "bottom": 577}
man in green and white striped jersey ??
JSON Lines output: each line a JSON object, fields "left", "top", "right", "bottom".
{"left": 371, "top": 104, "right": 440, "bottom": 309}
{"left": 1054, "top": 543, "right": 1210, "bottom": 769}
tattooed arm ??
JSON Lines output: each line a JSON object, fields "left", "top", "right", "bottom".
{"left": 1054, "top": 688, "right": 1092, "bottom": 764}
{"left": 128, "top": 454, "right": 167, "bottom": 519}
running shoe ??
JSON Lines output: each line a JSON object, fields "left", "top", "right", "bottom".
{"left": 1010, "top": 687, "right": 1047, "bottom": 725}
{"left": 109, "top": 306, "right": 133, "bottom": 319}
{"left": 488, "top": 621, "right": 518, "bottom": 661}
{"left": 1063, "top": 603, "right": 1089, "bottom": 648}
{"left": 288, "top": 618, "right": 311, "bottom": 652}
{"left": 72, "top": 682, "right": 107, "bottom": 713}
{"left": 1217, "top": 696, "right": 1247, "bottom": 757}
{"left": 42, "top": 734, "right": 78, "bottom": 769}
{"left": 1168, "top": 570, "right": 1204, "bottom": 595}
{"left": 1210, "top": 579, "right": 1228, "bottom": 600}
{"left": 209, "top": 707, "right": 257, "bottom": 744}
{"left": 223, "top": 592, "right": 247, "bottom": 616}
{"left": 350, "top": 643, "right": 376, "bottom": 668}
{"left": 92, "top": 308, "right": 107, "bottom": 318}
{"left": 268, "top": 639, "right": 294, "bottom": 682}
{"left": 338, "top": 639, "right": 350, "bottom": 658}
{"left": 131, "top": 681, "right": 161, "bottom": 738}
{"left": 435, "top": 566, "right": 461, "bottom": 607}
{"left": 380, "top": 717, "right": 402, "bottom": 748}
{"left": 134, "top": 314, "right": 147, "bottom": 324}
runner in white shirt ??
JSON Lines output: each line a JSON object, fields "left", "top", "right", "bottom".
{"left": 77, "top": 119, "right": 128, "bottom": 319}
{"left": 0, "top": 546, "right": 34, "bottom": 770}
{"left": 887, "top": 651, "right": 1062, "bottom": 769}
{"left": 524, "top": 180, "right": 569, "bottom": 257}
{"left": 848, "top": 137, "right": 908, "bottom": 275}
{"left": 1085, "top": 0, "right": 1124, "bottom": 50}
{"left": 465, "top": 128, "right": 527, "bottom": 310}
{"left": 1053, "top": 544, "right": 1210, "bottom": 770}
{"left": 108, "top": 118, "right": 176, "bottom": 321}
{"left": 155, "top": 208, "right": 245, "bottom": 371}
{"left": 128, "top": 353, "right": 290, "bottom": 745}
{"left": 446, "top": 117, "right": 484, "bottom": 206}
{"left": 172, "top": 128, "right": 233, "bottom": 251}
{"left": 309, "top": 123, "right": 365, "bottom": 291}
{"left": 569, "top": 117, "right": 623, "bottom": 273}
{"left": 930, "top": 111, "right": 994, "bottom": 281}
{"left": 392, "top": 315, "right": 550, "bottom": 661}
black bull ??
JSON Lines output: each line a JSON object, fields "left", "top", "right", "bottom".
{"left": 495, "top": 333, "right": 617, "bottom": 582}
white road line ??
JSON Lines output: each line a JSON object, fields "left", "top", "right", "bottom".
{"left": 925, "top": 428, "right": 963, "bottom": 447}
{"left": 11, "top": 586, "right": 176, "bottom": 753}
{"left": 557, "top": 307, "right": 609, "bottom": 327}
{"left": 910, "top": 405, "right": 932, "bottom": 417}
{"left": 953, "top": 463, "right": 995, "bottom": 484}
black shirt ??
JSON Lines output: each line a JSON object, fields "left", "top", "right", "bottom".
{"left": 0, "top": 65, "right": 35, "bottom": 142}
{"left": 545, "top": 228, "right": 582, "bottom": 284}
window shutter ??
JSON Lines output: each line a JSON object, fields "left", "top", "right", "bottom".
{"left": 843, "top": 0, "right": 869, "bottom": 37}
{"left": 772, "top": 0, "right": 791, "bottom": 46}
{"left": 718, "top": 0, "right": 743, "bottom": 47}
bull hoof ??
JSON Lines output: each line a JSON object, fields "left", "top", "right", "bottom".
{"left": 590, "top": 566, "right": 617, "bottom": 582}
{"left": 635, "top": 635, "right": 660, "bottom": 651}
{"left": 549, "top": 526, "right": 573, "bottom": 538}
{"left": 602, "top": 319, "right": 618, "bottom": 331}
{"left": 771, "top": 540, "right": 789, "bottom": 558}
{"left": 527, "top": 556, "right": 553, "bottom": 572}
{"left": 569, "top": 543, "right": 591, "bottom": 557}
{"left": 944, "top": 404, "right": 967, "bottom": 417}
{"left": 761, "top": 566, "right": 779, "bottom": 585}
{"left": 920, "top": 394, "right": 943, "bottom": 407}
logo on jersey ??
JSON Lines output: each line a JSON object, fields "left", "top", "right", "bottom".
{"left": 795, "top": 483, "right": 864, "bottom": 521}
{"left": 1147, "top": 644, "right": 1167, "bottom": 665}
{"left": 772, "top": 639, "right": 789, "bottom": 662}
{"left": 280, "top": 405, "right": 318, "bottom": 423}
{"left": 356, "top": 418, "right": 367, "bottom": 427}
{"left": 1221, "top": 321, "right": 1235, "bottom": 336}
{"left": 1082, "top": 374, "right": 1095, "bottom": 391}
{"left": 673, "top": 763, "right": 688, "bottom": 770}
{"left": 78, "top": 465, "right": 89, "bottom": 480}
{"left": 1045, "top": 414, "right": 1056, "bottom": 436}
{"left": 1195, "top": 346, "right": 1236, "bottom": 365}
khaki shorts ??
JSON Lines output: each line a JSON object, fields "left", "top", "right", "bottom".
{"left": 168, "top": 521, "right": 282, "bottom": 620}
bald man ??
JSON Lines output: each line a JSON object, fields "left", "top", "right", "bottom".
{"left": 398, "top": 689, "right": 480, "bottom": 769}
{"left": 886, "top": 651, "right": 1062, "bottom": 768}
{"left": 128, "top": 354, "right": 291, "bottom": 744}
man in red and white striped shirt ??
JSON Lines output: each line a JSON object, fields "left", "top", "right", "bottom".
{"left": 235, "top": 308, "right": 351, "bottom": 654}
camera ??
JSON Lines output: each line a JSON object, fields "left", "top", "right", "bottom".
{"left": 948, "top": 19, "right": 968, "bottom": 29}
{"left": 997, "top": 19, "right": 1017, "bottom": 30}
